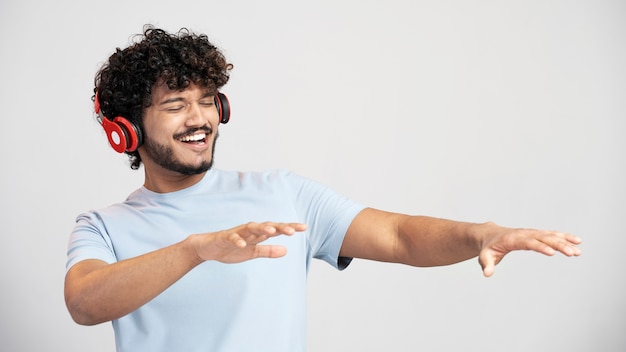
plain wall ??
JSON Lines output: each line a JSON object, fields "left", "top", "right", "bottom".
{"left": 1, "top": 0, "right": 624, "bottom": 351}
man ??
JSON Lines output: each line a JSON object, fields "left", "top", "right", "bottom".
{"left": 65, "top": 26, "right": 582, "bottom": 352}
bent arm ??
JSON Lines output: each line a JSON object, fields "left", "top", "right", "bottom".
{"left": 340, "top": 208, "right": 582, "bottom": 275}
{"left": 64, "top": 222, "right": 305, "bottom": 325}
{"left": 64, "top": 240, "right": 198, "bottom": 325}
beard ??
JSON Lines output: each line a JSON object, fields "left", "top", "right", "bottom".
{"left": 143, "top": 130, "right": 219, "bottom": 175}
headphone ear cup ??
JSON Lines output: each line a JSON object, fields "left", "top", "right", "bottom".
{"left": 114, "top": 117, "right": 142, "bottom": 152}
{"left": 100, "top": 116, "right": 141, "bottom": 153}
{"left": 94, "top": 93, "right": 142, "bottom": 153}
{"left": 215, "top": 93, "right": 231, "bottom": 124}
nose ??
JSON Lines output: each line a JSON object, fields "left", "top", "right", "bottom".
{"left": 185, "top": 102, "right": 208, "bottom": 127}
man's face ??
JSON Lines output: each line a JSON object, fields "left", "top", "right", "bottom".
{"left": 140, "top": 83, "right": 220, "bottom": 176}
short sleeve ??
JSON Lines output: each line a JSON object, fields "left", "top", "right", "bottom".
{"left": 66, "top": 212, "right": 118, "bottom": 272}
{"left": 285, "top": 170, "right": 365, "bottom": 270}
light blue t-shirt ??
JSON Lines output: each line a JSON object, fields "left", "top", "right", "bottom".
{"left": 66, "top": 169, "right": 365, "bottom": 352}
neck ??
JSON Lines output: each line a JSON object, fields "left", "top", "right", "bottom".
{"left": 143, "top": 164, "right": 207, "bottom": 193}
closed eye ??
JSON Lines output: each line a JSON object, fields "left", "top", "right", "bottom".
{"left": 199, "top": 98, "right": 215, "bottom": 107}
{"left": 165, "top": 105, "right": 185, "bottom": 112}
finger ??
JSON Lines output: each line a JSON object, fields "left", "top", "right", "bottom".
{"left": 263, "top": 222, "right": 307, "bottom": 235}
{"left": 528, "top": 238, "right": 557, "bottom": 256}
{"left": 535, "top": 232, "right": 583, "bottom": 257}
{"left": 241, "top": 222, "right": 307, "bottom": 238}
{"left": 562, "top": 234, "right": 583, "bottom": 255}
{"left": 229, "top": 223, "right": 274, "bottom": 243}
{"left": 227, "top": 232, "right": 247, "bottom": 248}
{"left": 274, "top": 222, "right": 308, "bottom": 235}
{"left": 225, "top": 222, "right": 307, "bottom": 249}
{"left": 253, "top": 245, "right": 288, "bottom": 259}
{"left": 550, "top": 240, "right": 582, "bottom": 257}
{"left": 565, "top": 233, "right": 583, "bottom": 245}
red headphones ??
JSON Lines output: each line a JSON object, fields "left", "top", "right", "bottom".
{"left": 94, "top": 92, "right": 231, "bottom": 153}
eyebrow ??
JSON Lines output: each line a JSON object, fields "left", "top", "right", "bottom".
{"left": 158, "top": 91, "right": 214, "bottom": 106}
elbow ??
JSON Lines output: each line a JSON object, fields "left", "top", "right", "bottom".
{"left": 69, "top": 313, "right": 100, "bottom": 326}
{"left": 65, "top": 296, "right": 100, "bottom": 326}
{"left": 64, "top": 261, "right": 113, "bottom": 326}
{"left": 64, "top": 287, "right": 108, "bottom": 326}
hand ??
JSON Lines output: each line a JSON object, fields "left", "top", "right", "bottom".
{"left": 189, "top": 222, "right": 308, "bottom": 264}
{"left": 477, "top": 223, "right": 582, "bottom": 277}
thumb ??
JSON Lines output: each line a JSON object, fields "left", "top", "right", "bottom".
{"left": 253, "top": 244, "right": 288, "bottom": 259}
{"left": 478, "top": 251, "right": 497, "bottom": 278}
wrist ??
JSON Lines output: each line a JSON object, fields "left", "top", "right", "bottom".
{"left": 182, "top": 234, "right": 206, "bottom": 267}
{"left": 468, "top": 221, "right": 497, "bottom": 253}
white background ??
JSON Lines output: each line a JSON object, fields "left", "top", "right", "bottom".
{"left": 1, "top": 0, "right": 624, "bottom": 351}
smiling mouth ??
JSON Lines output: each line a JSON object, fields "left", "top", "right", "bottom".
{"left": 178, "top": 132, "right": 207, "bottom": 144}
{"left": 176, "top": 128, "right": 212, "bottom": 145}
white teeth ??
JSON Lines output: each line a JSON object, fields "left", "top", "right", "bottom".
{"left": 179, "top": 133, "right": 206, "bottom": 142}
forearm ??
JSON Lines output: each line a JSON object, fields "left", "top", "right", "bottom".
{"left": 342, "top": 208, "right": 485, "bottom": 266}
{"left": 65, "top": 237, "right": 200, "bottom": 325}
{"left": 395, "top": 215, "right": 486, "bottom": 267}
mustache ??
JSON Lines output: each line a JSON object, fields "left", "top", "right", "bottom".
{"left": 173, "top": 126, "right": 213, "bottom": 140}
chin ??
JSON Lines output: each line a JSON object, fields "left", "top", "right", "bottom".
{"left": 173, "top": 158, "right": 214, "bottom": 175}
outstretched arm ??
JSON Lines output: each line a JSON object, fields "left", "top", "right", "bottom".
{"left": 64, "top": 222, "right": 306, "bottom": 326}
{"left": 339, "top": 208, "right": 581, "bottom": 276}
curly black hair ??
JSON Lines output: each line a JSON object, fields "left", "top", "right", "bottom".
{"left": 94, "top": 24, "right": 233, "bottom": 169}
